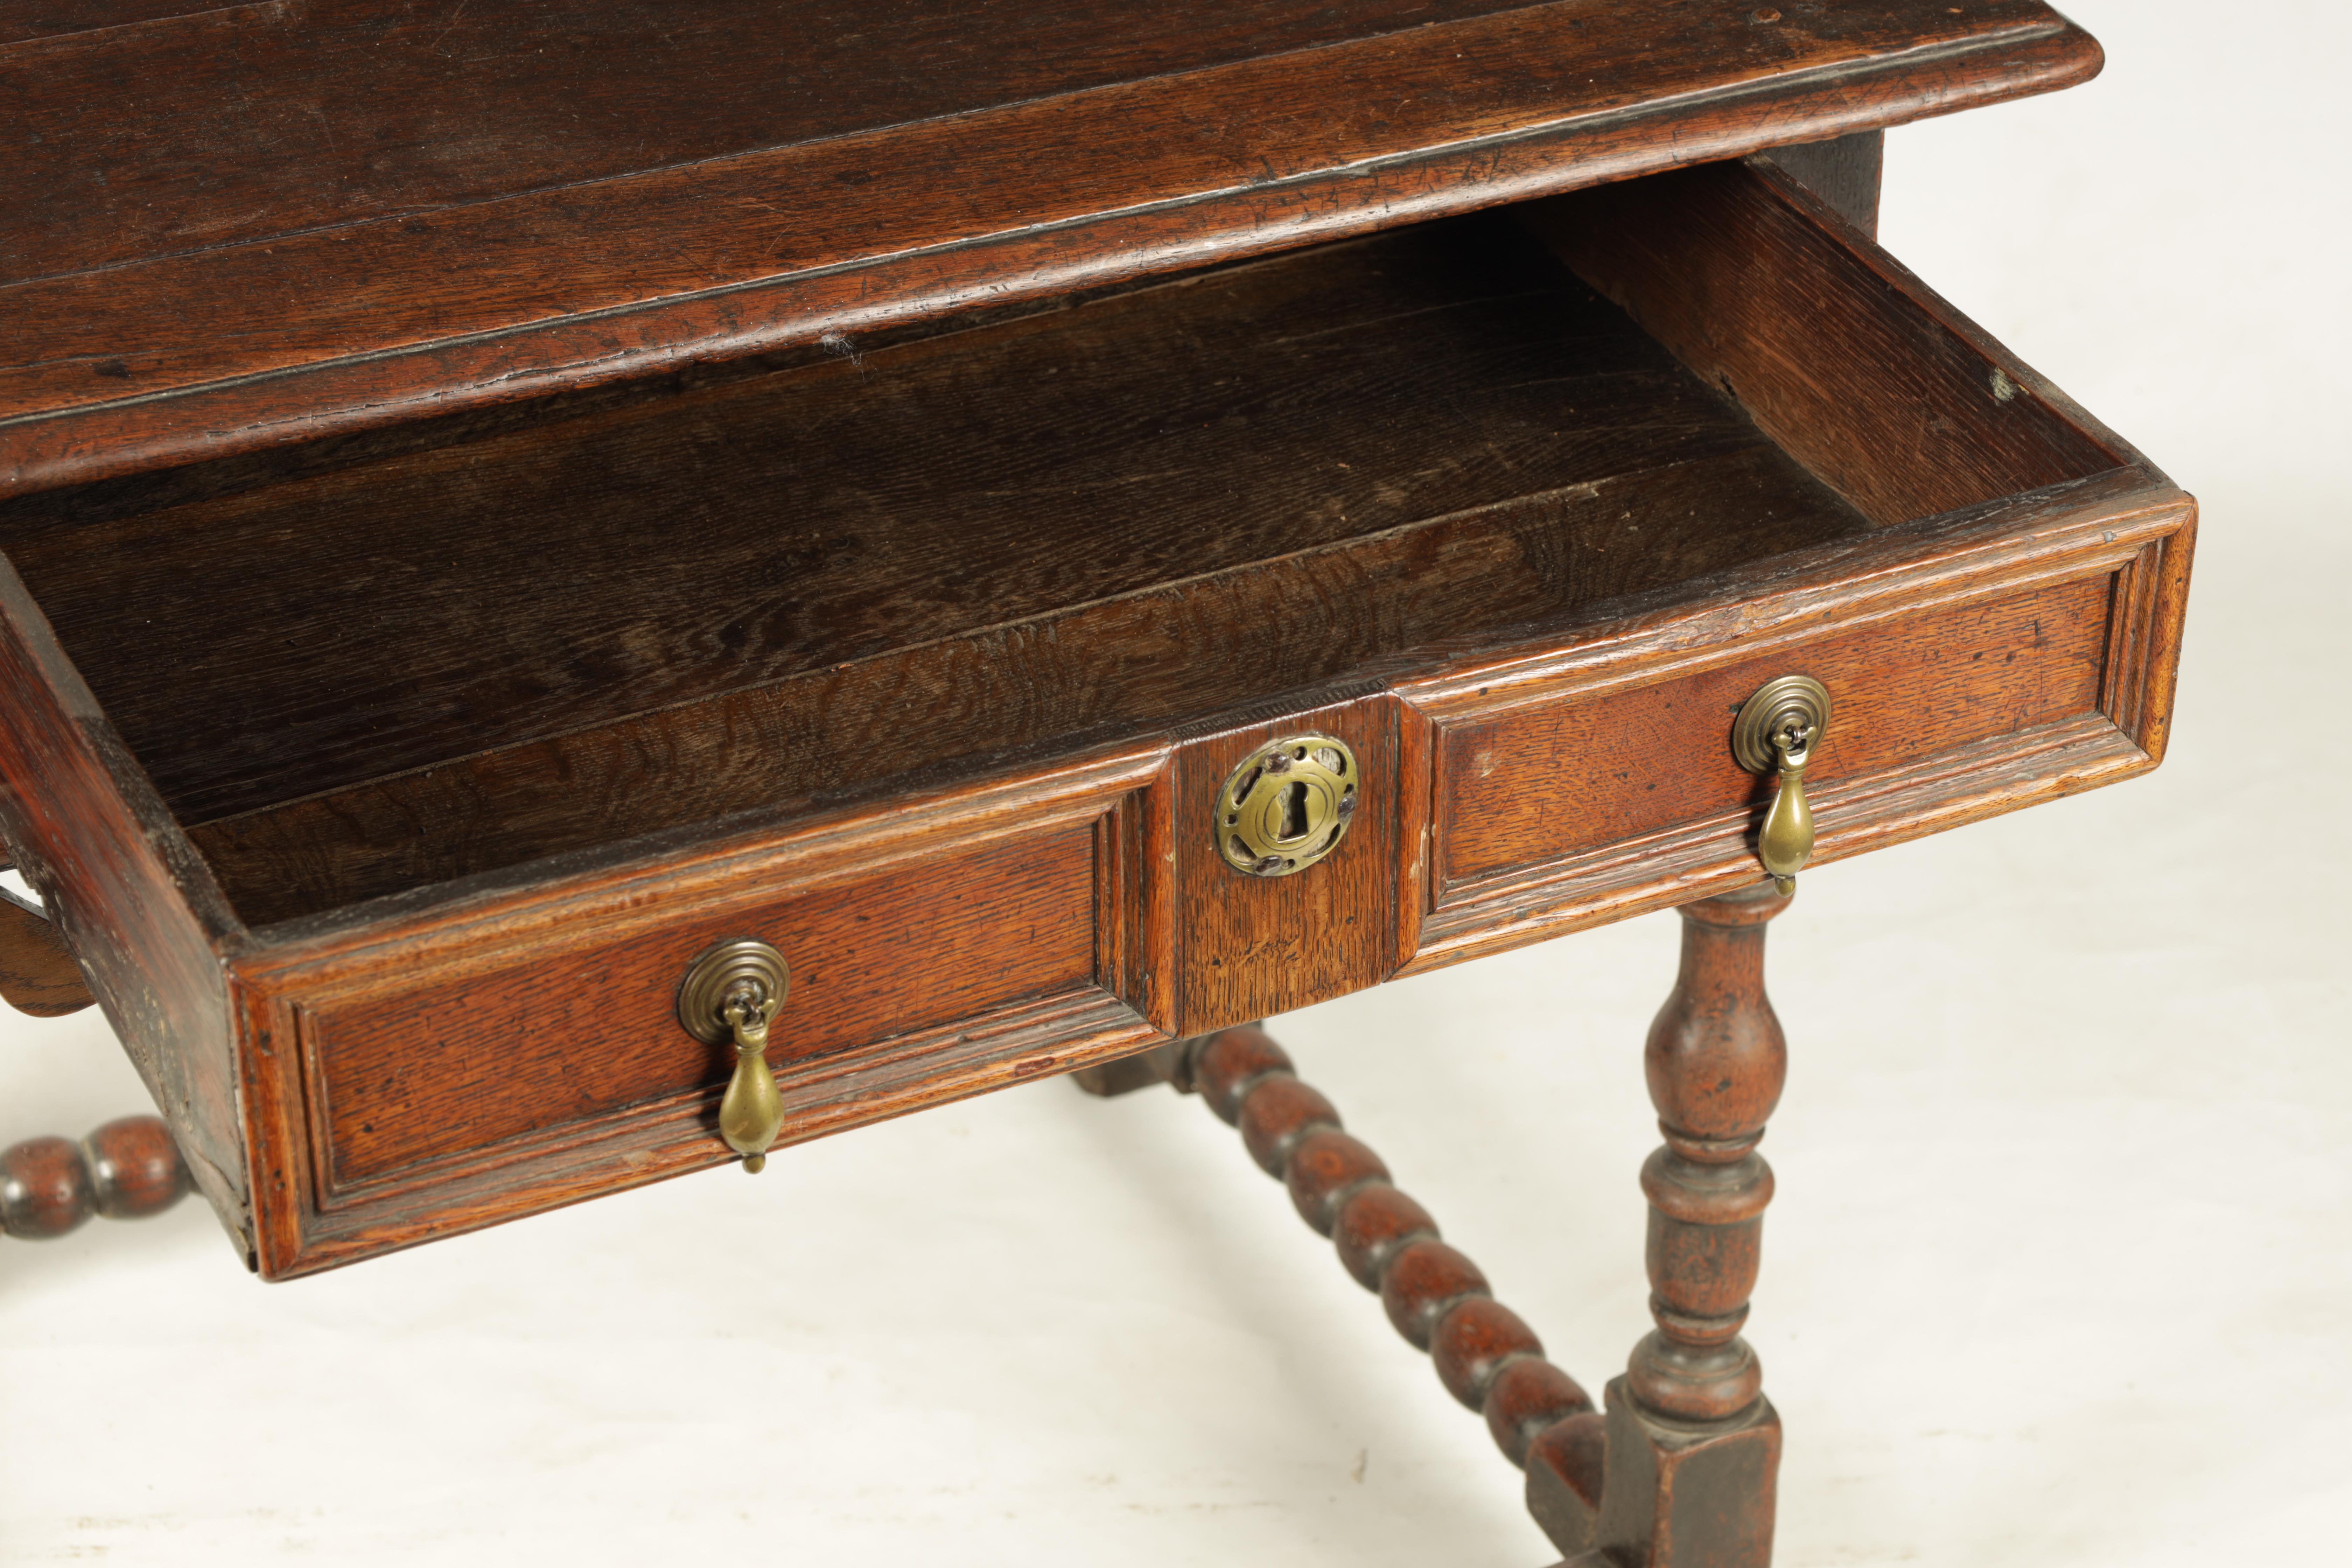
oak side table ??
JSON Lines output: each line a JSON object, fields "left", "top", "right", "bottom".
{"left": 0, "top": 5, "right": 2191, "bottom": 1563}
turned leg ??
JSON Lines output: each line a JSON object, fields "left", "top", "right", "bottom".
{"left": 1585, "top": 881, "right": 1793, "bottom": 1568}
{"left": 1069, "top": 891, "right": 1793, "bottom": 1567}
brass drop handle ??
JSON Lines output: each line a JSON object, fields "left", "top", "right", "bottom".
{"left": 1731, "top": 675, "right": 1833, "bottom": 896}
{"left": 718, "top": 990, "right": 785, "bottom": 1174}
{"left": 1757, "top": 728, "right": 1814, "bottom": 896}
{"left": 677, "top": 938, "right": 792, "bottom": 1174}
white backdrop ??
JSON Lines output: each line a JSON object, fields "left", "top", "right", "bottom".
{"left": 3, "top": 3, "right": 2346, "bottom": 1562}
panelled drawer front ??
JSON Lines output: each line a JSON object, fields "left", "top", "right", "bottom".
{"left": 232, "top": 755, "right": 1168, "bottom": 1276}
{"left": 1397, "top": 483, "right": 2193, "bottom": 974}
{"left": 303, "top": 825, "right": 1098, "bottom": 1194}
{"left": 1439, "top": 574, "right": 2109, "bottom": 891}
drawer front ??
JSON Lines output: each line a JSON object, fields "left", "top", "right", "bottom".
{"left": 1398, "top": 492, "right": 2193, "bottom": 973}
{"left": 305, "top": 827, "right": 1098, "bottom": 1192}
{"left": 232, "top": 755, "right": 1166, "bottom": 1277}
{"left": 1438, "top": 574, "right": 2109, "bottom": 890}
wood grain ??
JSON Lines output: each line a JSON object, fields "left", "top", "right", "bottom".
{"left": 0, "top": 1, "right": 2102, "bottom": 491}
{"left": 1521, "top": 157, "right": 2122, "bottom": 524}
{"left": 0, "top": 554, "right": 252, "bottom": 1258}
{"left": 306, "top": 819, "right": 1098, "bottom": 1191}
{"left": 1438, "top": 573, "right": 2110, "bottom": 889}
{"left": 0, "top": 889, "right": 93, "bottom": 1016}
{"left": 2, "top": 217, "right": 1854, "bottom": 833}
{"left": 186, "top": 441, "right": 1861, "bottom": 927}
{"left": 0, "top": 113, "right": 2196, "bottom": 1278}
{"left": 274, "top": 986, "right": 1161, "bottom": 1277}
{"left": 1167, "top": 697, "right": 1401, "bottom": 1036}
{"left": 227, "top": 743, "right": 1167, "bottom": 1275}
{"left": 1398, "top": 468, "right": 2194, "bottom": 974}
{"left": 0, "top": 1, "right": 238, "bottom": 48}
{"left": 3, "top": 0, "right": 1546, "bottom": 278}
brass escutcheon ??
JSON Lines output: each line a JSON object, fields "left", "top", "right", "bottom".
{"left": 1215, "top": 735, "right": 1360, "bottom": 878}
{"left": 1731, "top": 675, "right": 1833, "bottom": 896}
{"left": 676, "top": 938, "right": 790, "bottom": 1174}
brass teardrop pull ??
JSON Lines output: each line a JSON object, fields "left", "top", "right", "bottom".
{"left": 718, "top": 993, "right": 784, "bottom": 1174}
{"left": 1731, "top": 675, "right": 1833, "bottom": 896}
{"left": 1756, "top": 729, "right": 1814, "bottom": 895}
{"left": 677, "top": 939, "right": 791, "bottom": 1173}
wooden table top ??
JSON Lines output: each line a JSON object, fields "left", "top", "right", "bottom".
{"left": 0, "top": 0, "right": 2098, "bottom": 495}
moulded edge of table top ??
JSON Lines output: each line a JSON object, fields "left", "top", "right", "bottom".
{"left": 0, "top": 0, "right": 2100, "bottom": 495}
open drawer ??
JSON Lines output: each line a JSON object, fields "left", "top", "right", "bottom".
{"left": 0, "top": 157, "right": 2191, "bottom": 1276}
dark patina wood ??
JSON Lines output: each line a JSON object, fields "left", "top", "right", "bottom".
{"left": 2, "top": 217, "right": 1857, "bottom": 859}
{"left": 1591, "top": 883, "right": 1794, "bottom": 1568}
{"left": 0, "top": 148, "right": 2192, "bottom": 1278}
{"left": 1434, "top": 575, "right": 2111, "bottom": 888}
{"left": 0, "top": 4, "right": 2194, "bottom": 1563}
{"left": 1526, "top": 160, "right": 2126, "bottom": 526}
{"left": 0, "top": 1115, "right": 192, "bottom": 1239}
{"left": 0, "top": 2, "right": 2100, "bottom": 493}
{"left": 0, "top": 553, "right": 251, "bottom": 1254}
{"left": 0, "top": 887, "right": 92, "bottom": 1016}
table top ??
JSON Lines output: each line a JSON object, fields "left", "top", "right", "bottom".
{"left": 0, "top": 0, "right": 2098, "bottom": 495}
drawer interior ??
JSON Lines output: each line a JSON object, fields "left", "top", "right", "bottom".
{"left": 0, "top": 166, "right": 2126, "bottom": 931}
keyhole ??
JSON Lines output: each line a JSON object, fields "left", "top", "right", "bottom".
{"left": 1278, "top": 781, "right": 1309, "bottom": 841}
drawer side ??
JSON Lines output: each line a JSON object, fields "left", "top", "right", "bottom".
{"left": 0, "top": 556, "right": 253, "bottom": 1259}
{"left": 1523, "top": 158, "right": 2128, "bottom": 525}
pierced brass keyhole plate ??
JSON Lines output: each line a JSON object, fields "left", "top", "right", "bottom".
{"left": 1216, "top": 735, "right": 1359, "bottom": 878}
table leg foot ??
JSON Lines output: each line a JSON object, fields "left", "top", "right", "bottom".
{"left": 1604, "top": 880, "right": 1792, "bottom": 1567}
{"left": 1594, "top": 1380, "right": 1781, "bottom": 1568}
